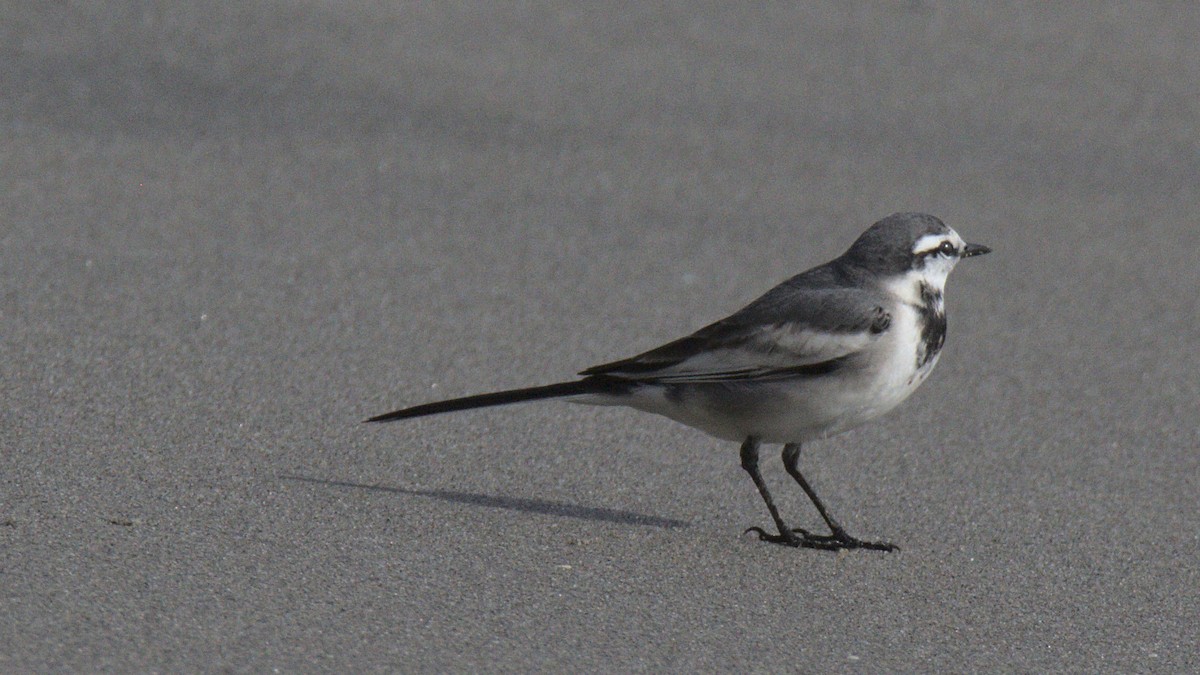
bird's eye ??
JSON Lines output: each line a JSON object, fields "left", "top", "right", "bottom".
{"left": 937, "top": 241, "right": 957, "bottom": 257}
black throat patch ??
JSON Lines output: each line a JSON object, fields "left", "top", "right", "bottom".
{"left": 916, "top": 283, "right": 946, "bottom": 369}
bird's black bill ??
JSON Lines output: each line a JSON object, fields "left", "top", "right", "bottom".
{"left": 962, "top": 242, "right": 991, "bottom": 258}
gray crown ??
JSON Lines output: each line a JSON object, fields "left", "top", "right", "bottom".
{"left": 843, "top": 212, "right": 951, "bottom": 274}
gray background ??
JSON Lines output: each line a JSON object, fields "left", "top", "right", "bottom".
{"left": 3, "top": 2, "right": 1198, "bottom": 672}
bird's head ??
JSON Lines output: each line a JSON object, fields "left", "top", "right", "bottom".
{"left": 843, "top": 212, "right": 990, "bottom": 298}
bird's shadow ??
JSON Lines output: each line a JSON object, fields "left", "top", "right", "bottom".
{"left": 279, "top": 474, "right": 689, "bottom": 530}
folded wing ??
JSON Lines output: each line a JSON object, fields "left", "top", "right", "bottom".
{"left": 582, "top": 286, "right": 891, "bottom": 384}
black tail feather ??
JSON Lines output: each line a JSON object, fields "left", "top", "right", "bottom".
{"left": 365, "top": 377, "right": 623, "bottom": 423}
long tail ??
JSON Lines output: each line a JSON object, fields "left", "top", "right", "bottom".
{"left": 364, "top": 376, "right": 627, "bottom": 423}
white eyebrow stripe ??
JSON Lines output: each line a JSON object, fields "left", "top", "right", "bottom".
{"left": 911, "top": 231, "right": 965, "bottom": 254}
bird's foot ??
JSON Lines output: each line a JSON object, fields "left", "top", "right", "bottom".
{"left": 744, "top": 526, "right": 897, "bottom": 552}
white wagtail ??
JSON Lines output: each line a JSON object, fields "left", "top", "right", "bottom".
{"left": 368, "top": 213, "right": 990, "bottom": 551}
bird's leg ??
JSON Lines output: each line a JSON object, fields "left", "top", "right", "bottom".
{"left": 739, "top": 436, "right": 802, "bottom": 546}
{"left": 780, "top": 443, "right": 897, "bottom": 552}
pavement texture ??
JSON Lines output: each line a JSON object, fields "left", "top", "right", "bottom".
{"left": 3, "top": 3, "right": 1199, "bottom": 672}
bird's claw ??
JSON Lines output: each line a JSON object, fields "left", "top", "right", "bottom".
{"left": 744, "top": 526, "right": 897, "bottom": 552}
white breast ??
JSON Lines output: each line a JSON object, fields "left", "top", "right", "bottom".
{"left": 830, "top": 301, "right": 933, "bottom": 433}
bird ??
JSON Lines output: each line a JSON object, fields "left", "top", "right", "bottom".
{"left": 366, "top": 212, "right": 990, "bottom": 551}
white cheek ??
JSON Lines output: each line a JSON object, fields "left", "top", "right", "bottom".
{"left": 921, "top": 257, "right": 956, "bottom": 291}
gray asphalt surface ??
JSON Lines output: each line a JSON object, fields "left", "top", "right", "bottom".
{"left": 4, "top": 3, "right": 1199, "bottom": 672}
